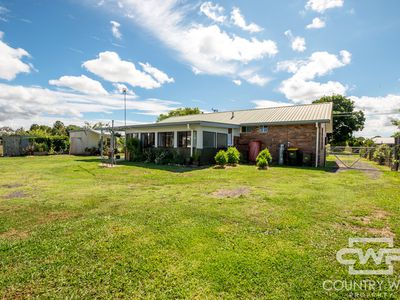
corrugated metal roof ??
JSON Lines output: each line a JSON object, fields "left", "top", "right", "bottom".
{"left": 372, "top": 137, "right": 395, "bottom": 145}
{"left": 158, "top": 102, "right": 333, "bottom": 126}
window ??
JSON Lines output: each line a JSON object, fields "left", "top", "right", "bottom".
{"left": 241, "top": 126, "right": 257, "bottom": 133}
{"left": 203, "top": 131, "right": 216, "bottom": 148}
{"left": 228, "top": 129, "right": 233, "bottom": 146}
{"left": 259, "top": 126, "right": 269, "bottom": 133}
{"left": 141, "top": 132, "right": 155, "bottom": 148}
{"left": 178, "top": 131, "right": 191, "bottom": 148}
{"left": 158, "top": 132, "right": 174, "bottom": 148}
{"left": 217, "top": 133, "right": 228, "bottom": 148}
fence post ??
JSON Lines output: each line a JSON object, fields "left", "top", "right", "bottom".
{"left": 395, "top": 137, "right": 400, "bottom": 171}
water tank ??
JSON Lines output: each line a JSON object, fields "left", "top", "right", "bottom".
{"left": 249, "top": 141, "right": 261, "bottom": 162}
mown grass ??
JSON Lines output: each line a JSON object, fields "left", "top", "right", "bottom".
{"left": 0, "top": 155, "right": 399, "bottom": 299}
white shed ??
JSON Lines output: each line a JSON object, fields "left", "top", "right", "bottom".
{"left": 69, "top": 129, "right": 110, "bottom": 155}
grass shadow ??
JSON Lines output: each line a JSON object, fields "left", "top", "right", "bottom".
{"left": 73, "top": 156, "right": 210, "bottom": 173}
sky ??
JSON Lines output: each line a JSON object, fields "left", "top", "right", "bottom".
{"left": 0, "top": 0, "right": 399, "bottom": 137}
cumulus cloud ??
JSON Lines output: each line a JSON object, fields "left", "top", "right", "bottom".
{"left": 305, "top": 0, "right": 344, "bottom": 13}
{"left": 112, "top": 83, "right": 136, "bottom": 96}
{"left": 350, "top": 94, "right": 400, "bottom": 137}
{"left": 139, "top": 62, "right": 175, "bottom": 84}
{"left": 244, "top": 74, "right": 271, "bottom": 86}
{"left": 116, "top": 0, "right": 276, "bottom": 85}
{"left": 230, "top": 7, "right": 263, "bottom": 33}
{"left": 277, "top": 50, "right": 351, "bottom": 102}
{"left": 49, "top": 75, "right": 108, "bottom": 95}
{"left": 233, "top": 79, "right": 242, "bottom": 86}
{"left": 110, "top": 20, "right": 122, "bottom": 39}
{"left": 0, "top": 83, "right": 179, "bottom": 125}
{"left": 0, "top": 34, "right": 33, "bottom": 80}
{"left": 82, "top": 51, "right": 173, "bottom": 89}
{"left": 306, "top": 17, "right": 326, "bottom": 29}
{"left": 285, "top": 30, "right": 306, "bottom": 52}
{"left": 200, "top": 2, "right": 226, "bottom": 23}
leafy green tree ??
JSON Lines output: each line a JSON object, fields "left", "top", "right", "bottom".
{"left": 392, "top": 119, "right": 400, "bottom": 138}
{"left": 0, "top": 127, "right": 14, "bottom": 136}
{"left": 52, "top": 121, "right": 67, "bottom": 136}
{"left": 66, "top": 124, "right": 81, "bottom": 134}
{"left": 313, "top": 95, "right": 365, "bottom": 145}
{"left": 157, "top": 108, "right": 202, "bottom": 122}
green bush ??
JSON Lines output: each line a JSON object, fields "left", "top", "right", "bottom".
{"left": 33, "top": 142, "right": 49, "bottom": 152}
{"left": 226, "top": 147, "right": 240, "bottom": 165}
{"left": 373, "top": 144, "right": 391, "bottom": 165}
{"left": 154, "top": 149, "right": 175, "bottom": 165}
{"left": 126, "top": 138, "right": 141, "bottom": 161}
{"left": 256, "top": 148, "right": 272, "bottom": 165}
{"left": 256, "top": 157, "right": 268, "bottom": 169}
{"left": 215, "top": 150, "right": 227, "bottom": 167}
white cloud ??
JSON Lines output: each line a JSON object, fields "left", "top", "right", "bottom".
{"left": 200, "top": 2, "right": 226, "bottom": 23}
{"left": 252, "top": 100, "right": 292, "bottom": 108}
{"left": 306, "top": 17, "right": 326, "bottom": 29}
{"left": 230, "top": 7, "right": 263, "bottom": 33}
{"left": 244, "top": 74, "right": 271, "bottom": 86}
{"left": 305, "top": 0, "right": 344, "bottom": 13}
{"left": 350, "top": 94, "right": 400, "bottom": 137}
{"left": 82, "top": 51, "right": 173, "bottom": 89}
{"left": 285, "top": 30, "right": 306, "bottom": 52}
{"left": 110, "top": 20, "right": 122, "bottom": 39}
{"left": 233, "top": 79, "right": 242, "bottom": 86}
{"left": 0, "top": 34, "right": 32, "bottom": 80}
{"left": 112, "top": 83, "right": 136, "bottom": 96}
{"left": 0, "top": 5, "right": 9, "bottom": 22}
{"left": 115, "top": 0, "right": 276, "bottom": 85}
{"left": 139, "top": 62, "right": 174, "bottom": 84}
{"left": 49, "top": 75, "right": 109, "bottom": 95}
{"left": 277, "top": 50, "right": 351, "bottom": 102}
{"left": 0, "top": 83, "right": 179, "bottom": 126}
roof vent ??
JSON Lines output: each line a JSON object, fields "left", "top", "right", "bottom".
{"left": 231, "top": 111, "right": 235, "bottom": 119}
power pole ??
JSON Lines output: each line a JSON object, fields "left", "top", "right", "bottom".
{"left": 122, "top": 88, "right": 127, "bottom": 160}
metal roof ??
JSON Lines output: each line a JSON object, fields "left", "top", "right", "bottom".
{"left": 372, "top": 137, "right": 395, "bottom": 145}
{"left": 157, "top": 102, "right": 333, "bottom": 126}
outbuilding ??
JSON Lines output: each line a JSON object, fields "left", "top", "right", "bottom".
{"left": 69, "top": 128, "right": 110, "bottom": 155}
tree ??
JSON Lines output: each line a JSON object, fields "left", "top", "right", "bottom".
{"left": 52, "top": 121, "right": 66, "bottom": 136}
{"left": 0, "top": 127, "right": 14, "bottom": 136}
{"left": 392, "top": 119, "right": 400, "bottom": 138}
{"left": 66, "top": 124, "right": 81, "bottom": 134}
{"left": 84, "top": 121, "right": 109, "bottom": 130}
{"left": 313, "top": 95, "right": 365, "bottom": 145}
{"left": 157, "top": 107, "right": 202, "bottom": 122}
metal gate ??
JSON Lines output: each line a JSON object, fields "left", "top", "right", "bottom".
{"left": 327, "top": 146, "right": 376, "bottom": 169}
{"left": 327, "top": 145, "right": 399, "bottom": 170}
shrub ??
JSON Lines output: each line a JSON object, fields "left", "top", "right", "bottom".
{"left": 226, "top": 147, "right": 240, "bottom": 165}
{"left": 51, "top": 136, "right": 69, "bottom": 152}
{"left": 256, "top": 148, "right": 272, "bottom": 165}
{"left": 373, "top": 144, "right": 391, "bottom": 165}
{"left": 154, "top": 149, "right": 174, "bottom": 165}
{"left": 257, "top": 157, "right": 268, "bottom": 169}
{"left": 126, "top": 138, "right": 141, "bottom": 161}
{"left": 33, "top": 142, "right": 49, "bottom": 152}
{"left": 215, "top": 150, "right": 227, "bottom": 167}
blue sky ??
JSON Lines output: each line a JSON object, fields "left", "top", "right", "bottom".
{"left": 0, "top": 0, "right": 399, "bottom": 136}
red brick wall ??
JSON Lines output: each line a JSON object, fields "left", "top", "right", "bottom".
{"left": 236, "top": 124, "right": 321, "bottom": 164}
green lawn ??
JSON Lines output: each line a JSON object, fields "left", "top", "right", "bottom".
{"left": 0, "top": 156, "right": 399, "bottom": 299}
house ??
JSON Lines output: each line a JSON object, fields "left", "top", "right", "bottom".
{"left": 69, "top": 128, "right": 110, "bottom": 155}
{"left": 372, "top": 137, "right": 395, "bottom": 146}
{"left": 119, "top": 102, "right": 333, "bottom": 166}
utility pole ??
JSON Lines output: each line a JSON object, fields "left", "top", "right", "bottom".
{"left": 122, "top": 88, "right": 127, "bottom": 160}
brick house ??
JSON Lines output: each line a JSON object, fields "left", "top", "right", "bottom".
{"left": 120, "top": 102, "right": 333, "bottom": 166}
